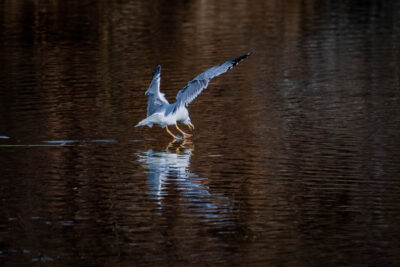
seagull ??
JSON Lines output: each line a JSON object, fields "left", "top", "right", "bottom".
{"left": 135, "top": 52, "right": 252, "bottom": 139}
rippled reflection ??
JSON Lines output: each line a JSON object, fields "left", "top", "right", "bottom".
{"left": 138, "top": 142, "right": 194, "bottom": 207}
{"left": 137, "top": 141, "right": 231, "bottom": 221}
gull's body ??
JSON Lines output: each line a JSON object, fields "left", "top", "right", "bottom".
{"left": 136, "top": 53, "right": 251, "bottom": 138}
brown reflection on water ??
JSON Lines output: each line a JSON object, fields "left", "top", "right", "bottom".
{"left": 1, "top": 0, "right": 400, "bottom": 266}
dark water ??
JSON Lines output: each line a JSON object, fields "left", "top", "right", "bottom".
{"left": 1, "top": 0, "right": 400, "bottom": 266}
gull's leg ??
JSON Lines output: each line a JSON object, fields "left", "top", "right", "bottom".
{"left": 166, "top": 126, "right": 178, "bottom": 139}
{"left": 175, "top": 124, "right": 192, "bottom": 138}
{"left": 187, "top": 123, "right": 195, "bottom": 130}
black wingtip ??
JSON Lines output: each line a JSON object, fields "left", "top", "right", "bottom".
{"left": 232, "top": 52, "right": 252, "bottom": 66}
{"left": 153, "top": 65, "right": 161, "bottom": 76}
{"left": 241, "top": 52, "right": 252, "bottom": 59}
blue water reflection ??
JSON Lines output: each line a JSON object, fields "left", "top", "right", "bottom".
{"left": 137, "top": 142, "right": 232, "bottom": 222}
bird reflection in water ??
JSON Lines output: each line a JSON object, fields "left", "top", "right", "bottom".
{"left": 165, "top": 138, "right": 194, "bottom": 153}
{"left": 137, "top": 141, "right": 231, "bottom": 221}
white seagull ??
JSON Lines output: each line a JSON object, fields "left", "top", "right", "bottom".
{"left": 135, "top": 52, "right": 252, "bottom": 139}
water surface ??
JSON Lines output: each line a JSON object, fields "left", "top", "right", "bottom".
{"left": 1, "top": 0, "right": 400, "bottom": 266}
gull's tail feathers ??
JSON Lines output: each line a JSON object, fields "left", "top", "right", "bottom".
{"left": 135, "top": 113, "right": 163, "bottom": 128}
{"left": 135, "top": 118, "right": 153, "bottom": 128}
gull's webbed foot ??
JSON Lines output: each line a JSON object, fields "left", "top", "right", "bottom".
{"left": 175, "top": 124, "right": 192, "bottom": 139}
{"left": 183, "top": 133, "right": 192, "bottom": 139}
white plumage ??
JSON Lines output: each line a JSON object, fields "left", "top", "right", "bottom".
{"left": 136, "top": 53, "right": 252, "bottom": 139}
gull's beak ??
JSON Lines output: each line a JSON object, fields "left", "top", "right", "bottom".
{"left": 188, "top": 123, "right": 195, "bottom": 130}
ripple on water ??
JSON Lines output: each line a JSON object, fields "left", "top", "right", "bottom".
{"left": 1, "top": 0, "right": 400, "bottom": 266}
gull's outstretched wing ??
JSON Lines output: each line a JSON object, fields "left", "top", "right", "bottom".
{"left": 145, "top": 65, "right": 169, "bottom": 117}
{"left": 173, "top": 52, "right": 251, "bottom": 112}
